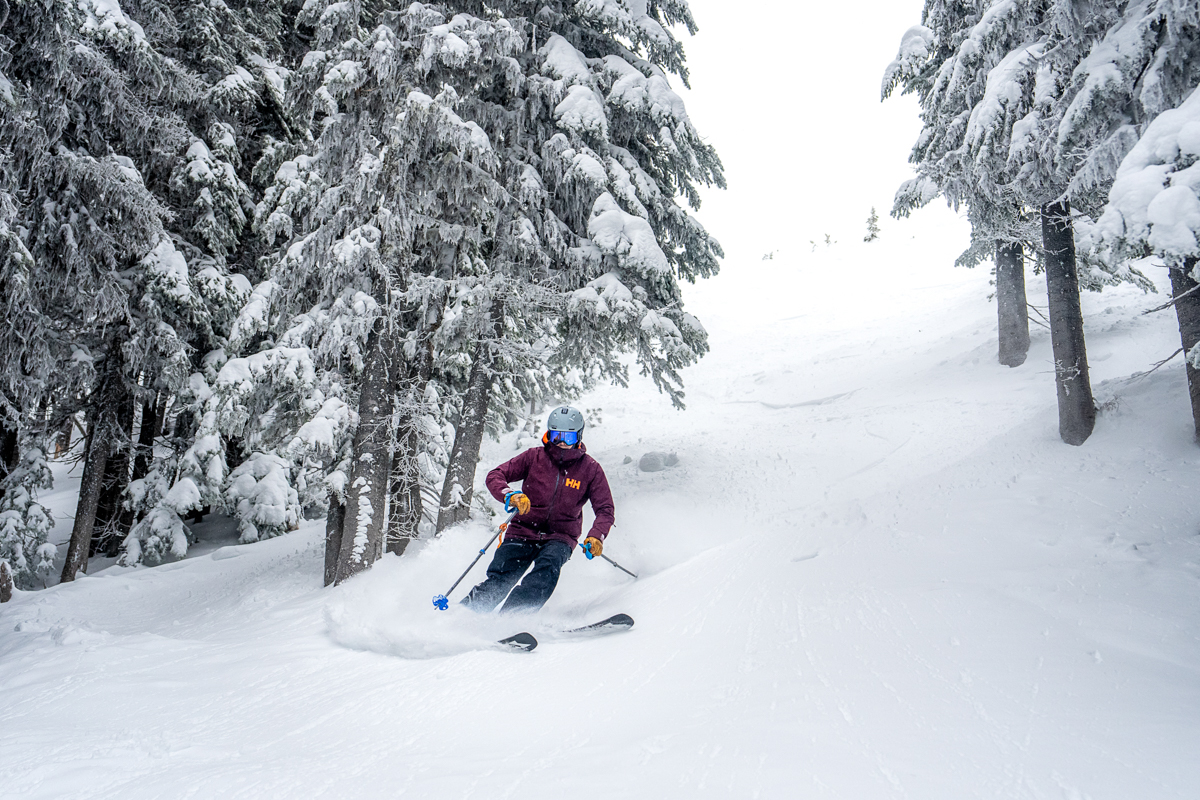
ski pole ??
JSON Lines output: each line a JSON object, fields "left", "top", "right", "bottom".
{"left": 432, "top": 510, "right": 517, "bottom": 611}
{"left": 580, "top": 541, "right": 639, "bottom": 579}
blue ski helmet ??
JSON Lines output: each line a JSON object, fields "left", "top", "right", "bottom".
{"left": 547, "top": 406, "right": 585, "bottom": 434}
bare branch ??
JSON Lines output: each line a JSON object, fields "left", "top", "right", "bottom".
{"left": 1126, "top": 348, "right": 1184, "bottom": 383}
{"left": 1026, "top": 302, "right": 1051, "bottom": 325}
{"left": 1143, "top": 281, "right": 1200, "bottom": 315}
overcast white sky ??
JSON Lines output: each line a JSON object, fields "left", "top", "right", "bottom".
{"left": 674, "top": 0, "right": 967, "bottom": 266}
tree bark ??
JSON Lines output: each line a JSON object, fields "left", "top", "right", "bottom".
{"left": 132, "top": 393, "right": 159, "bottom": 482}
{"left": 152, "top": 392, "right": 169, "bottom": 439}
{"left": 996, "top": 241, "right": 1030, "bottom": 367}
{"left": 324, "top": 497, "right": 345, "bottom": 587}
{"left": 1, "top": 422, "right": 17, "bottom": 475}
{"left": 436, "top": 303, "right": 504, "bottom": 533}
{"left": 61, "top": 347, "right": 127, "bottom": 581}
{"left": 60, "top": 420, "right": 110, "bottom": 581}
{"left": 334, "top": 323, "right": 397, "bottom": 584}
{"left": 53, "top": 415, "right": 72, "bottom": 459}
{"left": 1041, "top": 201, "right": 1096, "bottom": 446}
{"left": 1170, "top": 258, "right": 1200, "bottom": 440}
{"left": 0, "top": 421, "right": 17, "bottom": 504}
{"left": 384, "top": 289, "right": 449, "bottom": 555}
{"left": 386, "top": 413, "right": 423, "bottom": 556}
{"left": 0, "top": 560, "right": 12, "bottom": 603}
{"left": 91, "top": 391, "right": 136, "bottom": 556}
{"left": 112, "top": 393, "right": 161, "bottom": 540}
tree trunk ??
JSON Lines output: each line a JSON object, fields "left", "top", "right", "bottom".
{"left": 324, "top": 497, "right": 345, "bottom": 587}
{"left": 61, "top": 347, "right": 128, "bottom": 581}
{"left": 1041, "top": 201, "right": 1096, "bottom": 446}
{"left": 132, "top": 393, "right": 159, "bottom": 482}
{"left": 91, "top": 391, "right": 136, "bottom": 557}
{"left": 436, "top": 303, "right": 504, "bottom": 533}
{"left": 1, "top": 422, "right": 17, "bottom": 475}
{"left": 384, "top": 290, "right": 449, "bottom": 555}
{"left": 334, "top": 324, "right": 397, "bottom": 584}
{"left": 1170, "top": 258, "right": 1200, "bottom": 440}
{"left": 385, "top": 412, "right": 422, "bottom": 557}
{"left": 152, "top": 392, "right": 169, "bottom": 439}
{"left": 0, "top": 560, "right": 12, "bottom": 603}
{"left": 995, "top": 241, "right": 1030, "bottom": 367}
{"left": 53, "top": 415, "right": 72, "bottom": 459}
{"left": 114, "top": 393, "right": 161, "bottom": 539}
{"left": 0, "top": 421, "right": 17, "bottom": 504}
{"left": 60, "top": 420, "right": 110, "bottom": 581}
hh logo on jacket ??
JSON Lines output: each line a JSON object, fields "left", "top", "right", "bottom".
{"left": 564, "top": 478, "right": 581, "bottom": 490}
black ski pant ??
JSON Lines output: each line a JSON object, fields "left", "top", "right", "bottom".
{"left": 462, "top": 539, "right": 572, "bottom": 613}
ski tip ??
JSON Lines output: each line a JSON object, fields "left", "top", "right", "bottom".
{"left": 498, "top": 632, "right": 538, "bottom": 652}
{"left": 562, "top": 613, "right": 635, "bottom": 636}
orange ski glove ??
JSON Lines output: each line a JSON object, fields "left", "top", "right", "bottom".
{"left": 505, "top": 492, "right": 531, "bottom": 515}
{"left": 583, "top": 536, "right": 603, "bottom": 558}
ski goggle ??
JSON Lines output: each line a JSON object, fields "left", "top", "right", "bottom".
{"left": 547, "top": 429, "right": 580, "bottom": 446}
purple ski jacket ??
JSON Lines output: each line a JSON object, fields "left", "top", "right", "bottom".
{"left": 486, "top": 442, "right": 615, "bottom": 550}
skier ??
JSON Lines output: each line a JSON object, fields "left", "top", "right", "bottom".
{"left": 462, "top": 406, "right": 615, "bottom": 613}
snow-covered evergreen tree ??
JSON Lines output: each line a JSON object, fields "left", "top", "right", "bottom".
{"left": 0, "top": 443, "right": 55, "bottom": 589}
{"left": 883, "top": 4, "right": 1038, "bottom": 369}
{"left": 201, "top": 3, "right": 525, "bottom": 580}
{"left": 0, "top": 0, "right": 203, "bottom": 579}
{"left": 865, "top": 208, "right": 881, "bottom": 242}
{"left": 429, "top": 0, "right": 725, "bottom": 531}
{"left": 527, "top": 3, "right": 723, "bottom": 406}
{"left": 882, "top": 0, "right": 1182, "bottom": 443}
{"left": 108, "top": 0, "right": 313, "bottom": 563}
{"left": 1085, "top": 0, "right": 1200, "bottom": 435}
{"left": 62, "top": 0, "right": 723, "bottom": 576}
{"left": 209, "top": 0, "right": 724, "bottom": 575}
{"left": 0, "top": 0, "right": 307, "bottom": 574}
{"left": 1095, "top": 88, "right": 1200, "bottom": 269}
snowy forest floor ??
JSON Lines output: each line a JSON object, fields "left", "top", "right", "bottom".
{"left": 3, "top": 211, "right": 1199, "bottom": 799}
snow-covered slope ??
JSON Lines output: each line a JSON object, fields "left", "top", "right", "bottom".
{"left": 3, "top": 210, "right": 1199, "bottom": 799}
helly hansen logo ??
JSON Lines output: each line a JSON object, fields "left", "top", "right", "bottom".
{"left": 564, "top": 478, "right": 581, "bottom": 490}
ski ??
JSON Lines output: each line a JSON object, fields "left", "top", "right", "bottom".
{"left": 497, "top": 632, "right": 538, "bottom": 652}
{"left": 563, "top": 613, "right": 635, "bottom": 636}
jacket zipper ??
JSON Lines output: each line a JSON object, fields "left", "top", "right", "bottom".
{"left": 543, "top": 468, "right": 566, "bottom": 531}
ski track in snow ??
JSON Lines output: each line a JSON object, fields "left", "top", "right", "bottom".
{"left": 3, "top": 213, "right": 1200, "bottom": 798}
